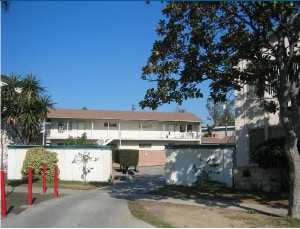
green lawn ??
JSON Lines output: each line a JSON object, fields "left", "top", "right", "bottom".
{"left": 6, "top": 179, "right": 112, "bottom": 190}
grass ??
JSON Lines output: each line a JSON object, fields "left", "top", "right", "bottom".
{"left": 6, "top": 179, "right": 112, "bottom": 190}
{"left": 127, "top": 200, "right": 174, "bottom": 228}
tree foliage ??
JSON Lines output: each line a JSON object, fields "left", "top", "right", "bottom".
{"left": 140, "top": 2, "right": 300, "bottom": 112}
{"left": 206, "top": 98, "right": 235, "bottom": 127}
{"left": 140, "top": 2, "right": 300, "bottom": 218}
{"left": 1, "top": 1, "right": 10, "bottom": 13}
{"left": 64, "top": 133, "right": 89, "bottom": 146}
{"left": 1, "top": 73, "right": 54, "bottom": 144}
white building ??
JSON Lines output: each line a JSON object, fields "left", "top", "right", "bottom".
{"left": 235, "top": 84, "right": 286, "bottom": 167}
{"left": 46, "top": 108, "right": 202, "bottom": 147}
{"left": 46, "top": 108, "right": 202, "bottom": 166}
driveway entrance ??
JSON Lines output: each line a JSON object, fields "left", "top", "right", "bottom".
{"left": 109, "top": 166, "right": 166, "bottom": 199}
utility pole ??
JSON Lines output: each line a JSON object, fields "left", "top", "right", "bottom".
{"left": 131, "top": 104, "right": 136, "bottom": 111}
{"left": 223, "top": 103, "right": 228, "bottom": 137}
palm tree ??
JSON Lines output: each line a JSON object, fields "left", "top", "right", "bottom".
{"left": 1, "top": 73, "right": 54, "bottom": 145}
{"left": 1, "top": 74, "right": 23, "bottom": 143}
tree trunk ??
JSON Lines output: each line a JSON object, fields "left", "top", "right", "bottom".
{"left": 286, "top": 137, "right": 300, "bottom": 218}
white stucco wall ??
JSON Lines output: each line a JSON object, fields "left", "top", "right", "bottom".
{"left": 165, "top": 145, "right": 234, "bottom": 187}
{"left": 235, "top": 84, "right": 283, "bottom": 167}
{"left": 7, "top": 146, "right": 112, "bottom": 182}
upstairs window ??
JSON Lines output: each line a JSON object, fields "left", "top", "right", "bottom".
{"left": 58, "top": 121, "right": 65, "bottom": 133}
{"left": 68, "top": 122, "right": 72, "bottom": 131}
{"left": 180, "top": 125, "right": 186, "bottom": 132}
{"left": 104, "top": 122, "right": 117, "bottom": 127}
{"left": 180, "top": 124, "right": 193, "bottom": 132}
{"left": 139, "top": 123, "right": 152, "bottom": 129}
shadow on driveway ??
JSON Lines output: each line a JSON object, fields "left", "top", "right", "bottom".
{"left": 106, "top": 166, "right": 169, "bottom": 201}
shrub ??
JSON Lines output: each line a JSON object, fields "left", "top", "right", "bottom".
{"left": 112, "top": 150, "right": 120, "bottom": 164}
{"left": 64, "top": 132, "right": 88, "bottom": 145}
{"left": 21, "top": 147, "right": 58, "bottom": 181}
{"left": 251, "top": 137, "right": 288, "bottom": 169}
{"left": 119, "top": 149, "right": 139, "bottom": 167}
{"left": 72, "top": 151, "right": 98, "bottom": 182}
{"left": 252, "top": 137, "right": 291, "bottom": 191}
{"left": 113, "top": 149, "right": 139, "bottom": 173}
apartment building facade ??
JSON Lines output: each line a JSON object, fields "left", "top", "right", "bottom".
{"left": 45, "top": 108, "right": 202, "bottom": 166}
{"left": 235, "top": 84, "right": 286, "bottom": 167}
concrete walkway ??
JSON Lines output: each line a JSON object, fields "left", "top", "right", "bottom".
{"left": 2, "top": 187, "right": 153, "bottom": 228}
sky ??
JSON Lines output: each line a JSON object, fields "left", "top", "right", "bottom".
{"left": 1, "top": 1, "right": 213, "bottom": 125}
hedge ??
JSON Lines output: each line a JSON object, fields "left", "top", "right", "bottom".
{"left": 113, "top": 149, "right": 139, "bottom": 173}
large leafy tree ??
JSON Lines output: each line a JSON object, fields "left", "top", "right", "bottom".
{"left": 140, "top": 2, "right": 300, "bottom": 218}
{"left": 1, "top": 73, "right": 54, "bottom": 145}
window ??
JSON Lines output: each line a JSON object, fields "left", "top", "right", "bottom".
{"left": 58, "top": 121, "right": 64, "bottom": 133}
{"left": 139, "top": 123, "right": 152, "bottom": 129}
{"left": 187, "top": 124, "right": 193, "bottom": 132}
{"left": 268, "top": 127, "right": 286, "bottom": 138}
{"left": 104, "top": 122, "right": 117, "bottom": 127}
{"left": 249, "top": 128, "right": 265, "bottom": 162}
{"left": 68, "top": 122, "right": 72, "bottom": 131}
{"left": 180, "top": 125, "right": 186, "bottom": 132}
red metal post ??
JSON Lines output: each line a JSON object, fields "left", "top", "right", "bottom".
{"left": 1, "top": 170, "right": 7, "bottom": 217}
{"left": 43, "top": 163, "right": 47, "bottom": 193}
{"left": 28, "top": 167, "right": 32, "bottom": 205}
{"left": 54, "top": 165, "right": 58, "bottom": 198}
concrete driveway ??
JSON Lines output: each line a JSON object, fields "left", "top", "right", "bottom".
{"left": 1, "top": 166, "right": 165, "bottom": 228}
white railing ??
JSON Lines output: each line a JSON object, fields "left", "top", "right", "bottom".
{"left": 48, "top": 129, "right": 200, "bottom": 141}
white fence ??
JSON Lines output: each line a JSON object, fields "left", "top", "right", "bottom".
{"left": 7, "top": 145, "right": 112, "bottom": 182}
{"left": 165, "top": 144, "right": 234, "bottom": 187}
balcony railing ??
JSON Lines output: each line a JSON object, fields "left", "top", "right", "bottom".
{"left": 47, "top": 128, "right": 200, "bottom": 141}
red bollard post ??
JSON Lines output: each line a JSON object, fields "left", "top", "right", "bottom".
{"left": 28, "top": 167, "right": 32, "bottom": 205}
{"left": 43, "top": 163, "right": 47, "bottom": 193}
{"left": 1, "top": 170, "right": 7, "bottom": 217}
{"left": 54, "top": 165, "right": 58, "bottom": 198}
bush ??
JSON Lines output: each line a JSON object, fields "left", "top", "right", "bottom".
{"left": 64, "top": 132, "right": 88, "bottom": 145}
{"left": 251, "top": 137, "right": 288, "bottom": 169}
{"left": 21, "top": 147, "right": 58, "bottom": 181}
{"left": 113, "top": 149, "right": 139, "bottom": 173}
{"left": 112, "top": 149, "right": 120, "bottom": 164}
{"left": 119, "top": 150, "right": 139, "bottom": 167}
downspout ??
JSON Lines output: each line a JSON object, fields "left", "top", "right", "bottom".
{"left": 119, "top": 121, "right": 121, "bottom": 147}
{"left": 91, "top": 120, "right": 94, "bottom": 138}
{"left": 199, "top": 123, "right": 202, "bottom": 144}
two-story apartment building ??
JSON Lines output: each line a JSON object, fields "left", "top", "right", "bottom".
{"left": 46, "top": 108, "right": 202, "bottom": 166}
{"left": 235, "top": 83, "right": 286, "bottom": 167}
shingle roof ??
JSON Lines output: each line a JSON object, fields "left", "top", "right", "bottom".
{"left": 47, "top": 108, "right": 202, "bottom": 122}
{"left": 201, "top": 137, "right": 220, "bottom": 144}
{"left": 219, "top": 136, "right": 236, "bottom": 144}
{"left": 201, "top": 136, "right": 236, "bottom": 144}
